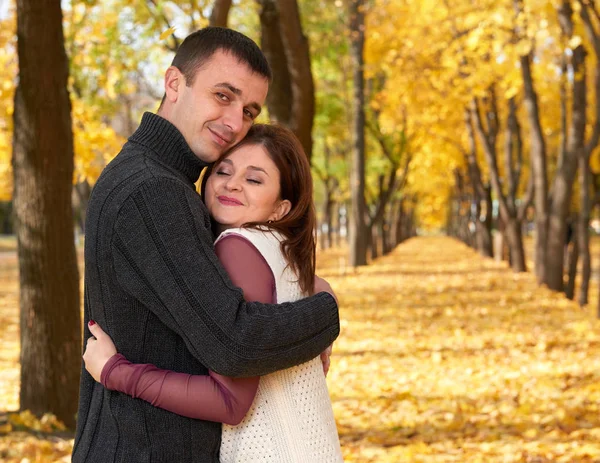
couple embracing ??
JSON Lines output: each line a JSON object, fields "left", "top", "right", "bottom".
{"left": 72, "top": 26, "right": 342, "bottom": 463}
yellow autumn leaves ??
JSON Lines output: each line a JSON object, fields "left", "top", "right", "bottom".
{"left": 320, "top": 237, "right": 600, "bottom": 462}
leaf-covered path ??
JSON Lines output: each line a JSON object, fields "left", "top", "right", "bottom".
{"left": 321, "top": 237, "right": 600, "bottom": 462}
{"left": 2, "top": 236, "right": 600, "bottom": 461}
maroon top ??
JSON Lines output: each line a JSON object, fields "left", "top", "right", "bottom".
{"left": 101, "top": 234, "right": 275, "bottom": 425}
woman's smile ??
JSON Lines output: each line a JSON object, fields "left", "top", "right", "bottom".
{"left": 217, "top": 195, "right": 243, "bottom": 206}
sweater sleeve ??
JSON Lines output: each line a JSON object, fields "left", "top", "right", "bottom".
{"left": 111, "top": 177, "right": 339, "bottom": 377}
{"left": 100, "top": 235, "right": 276, "bottom": 423}
{"left": 101, "top": 354, "right": 259, "bottom": 425}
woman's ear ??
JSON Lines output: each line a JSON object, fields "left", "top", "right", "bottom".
{"left": 270, "top": 199, "right": 292, "bottom": 222}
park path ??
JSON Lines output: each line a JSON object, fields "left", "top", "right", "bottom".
{"left": 319, "top": 236, "right": 600, "bottom": 463}
{"left": 2, "top": 236, "right": 600, "bottom": 461}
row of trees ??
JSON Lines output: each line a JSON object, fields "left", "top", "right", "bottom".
{"left": 366, "top": 0, "right": 600, "bottom": 313}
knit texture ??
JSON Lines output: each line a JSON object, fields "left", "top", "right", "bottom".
{"left": 72, "top": 112, "right": 340, "bottom": 463}
{"left": 217, "top": 228, "right": 344, "bottom": 463}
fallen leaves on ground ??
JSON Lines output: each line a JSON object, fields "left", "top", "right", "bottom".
{"left": 1, "top": 236, "right": 600, "bottom": 461}
{"left": 319, "top": 237, "right": 600, "bottom": 462}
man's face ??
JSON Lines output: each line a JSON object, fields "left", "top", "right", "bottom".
{"left": 161, "top": 50, "right": 269, "bottom": 163}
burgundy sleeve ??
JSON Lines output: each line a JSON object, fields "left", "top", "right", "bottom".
{"left": 100, "top": 234, "right": 276, "bottom": 424}
{"left": 101, "top": 354, "right": 259, "bottom": 425}
{"left": 214, "top": 234, "right": 276, "bottom": 303}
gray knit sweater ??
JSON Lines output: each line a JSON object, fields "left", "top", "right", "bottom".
{"left": 72, "top": 112, "right": 340, "bottom": 463}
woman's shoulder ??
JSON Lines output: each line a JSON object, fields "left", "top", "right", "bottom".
{"left": 216, "top": 228, "right": 288, "bottom": 278}
{"left": 216, "top": 227, "right": 283, "bottom": 247}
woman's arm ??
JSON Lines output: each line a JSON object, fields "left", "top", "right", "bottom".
{"left": 85, "top": 235, "right": 274, "bottom": 424}
{"left": 100, "top": 353, "right": 259, "bottom": 425}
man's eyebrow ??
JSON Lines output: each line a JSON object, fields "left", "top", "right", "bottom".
{"left": 249, "top": 103, "right": 262, "bottom": 116}
{"left": 215, "top": 82, "right": 241, "bottom": 95}
{"left": 215, "top": 83, "right": 262, "bottom": 115}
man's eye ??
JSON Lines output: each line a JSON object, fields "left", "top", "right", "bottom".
{"left": 244, "top": 109, "right": 255, "bottom": 119}
{"left": 216, "top": 93, "right": 229, "bottom": 102}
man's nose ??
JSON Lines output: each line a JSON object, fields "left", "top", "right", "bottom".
{"left": 222, "top": 105, "right": 244, "bottom": 135}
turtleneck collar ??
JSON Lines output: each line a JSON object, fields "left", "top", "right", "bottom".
{"left": 129, "top": 112, "right": 209, "bottom": 183}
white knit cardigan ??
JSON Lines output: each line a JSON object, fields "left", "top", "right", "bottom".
{"left": 215, "top": 228, "right": 343, "bottom": 463}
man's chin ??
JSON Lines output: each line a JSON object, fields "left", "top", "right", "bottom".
{"left": 192, "top": 145, "right": 221, "bottom": 163}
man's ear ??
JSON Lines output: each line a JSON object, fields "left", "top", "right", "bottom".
{"left": 271, "top": 199, "right": 292, "bottom": 222}
{"left": 164, "top": 66, "right": 183, "bottom": 103}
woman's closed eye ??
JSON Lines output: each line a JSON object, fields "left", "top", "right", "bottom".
{"left": 247, "top": 177, "right": 262, "bottom": 185}
{"left": 215, "top": 169, "right": 231, "bottom": 176}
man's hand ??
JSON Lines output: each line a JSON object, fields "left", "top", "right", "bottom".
{"left": 320, "top": 344, "right": 333, "bottom": 377}
{"left": 83, "top": 321, "right": 117, "bottom": 383}
{"left": 314, "top": 275, "right": 338, "bottom": 305}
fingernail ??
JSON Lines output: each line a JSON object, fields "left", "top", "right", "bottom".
{"left": 89, "top": 320, "right": 96, "bottom": 326}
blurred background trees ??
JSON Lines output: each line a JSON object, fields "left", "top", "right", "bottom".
{"left": 5, "top": 0, "right": 600, "bottom": 423}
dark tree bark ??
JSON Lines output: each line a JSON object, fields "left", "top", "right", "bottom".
{"left": 258, "top": 0, "right": 292, "bottom": 123}
{"left": 257, "top": 0, "right": 315, "bottom": 160}
{"left": 464, "top": 108, "right": 493, "bottom": 258}
{"left": 450, "top": 170, "right": 475, "bottom": 248}
{"left": 545, "top": 1, "right": 586, "bottom": 292}
{"left": 515, "top": 0, "right": 549, "bottom": 284}
{"left": 577, "top": 1, "right": 600, "bottom": 307}
{"left": 365, "top": 101, "right": 410, "bottom": 257}
{"left": 276, "top": 0, "right": 315, "bottom": 160}
{"left": 348, "top": 0, "right": 367, "bottom": 266}
{"left": 314, "top": 145, "right": 339, "bottom": 251}
{"left": 578, "top": 159, "right": 592, "bottom": 306}
{"left": 519, "top": 52, "right": 549, "bottom": 283}
{"left": 565, "top": 214, "right": 579, "bottom": 301}
{"left": 12, "top": 0, "right": 81, "bottom": 428}
{"left": 209, "top": 0, "right": 232, "bottom": 27}
{"left": 470, "top": 95, "right": 530, "bottom": 271}
{"left": 72, "top": 180, "right": 91, "bottom": 234}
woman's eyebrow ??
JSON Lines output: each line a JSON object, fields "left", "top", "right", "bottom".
{"left": 248, "top": 166, "right": 269, "bottom": 176}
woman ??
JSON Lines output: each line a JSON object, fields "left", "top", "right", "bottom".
{"left": 83, "top": 124, "right": 343, "bottom": 463}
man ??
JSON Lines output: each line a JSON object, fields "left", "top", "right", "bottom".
{"left": 72, "top": 27, "right": 339, "bottom": 463}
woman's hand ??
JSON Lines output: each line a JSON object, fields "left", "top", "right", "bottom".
{"left": 83, "top": 321, "right": 117, "bottom": 383}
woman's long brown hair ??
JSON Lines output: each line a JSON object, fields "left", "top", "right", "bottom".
{"left": 202, "top": 124, "right": 316, "bottom": 295}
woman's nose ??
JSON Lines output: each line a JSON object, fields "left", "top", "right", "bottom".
{"left": 224, "top": 177, "right": 242, "bottom": 191}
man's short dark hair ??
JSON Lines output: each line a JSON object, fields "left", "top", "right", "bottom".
{"left": 173, "top": 27, "right": 272, "bottom": 85}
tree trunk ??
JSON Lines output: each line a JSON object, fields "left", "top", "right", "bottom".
{"left": 72, "top": 180, "right": 91, "bottom": 234}
{"left": 465, "top": 106, "right": 493, "bottom": 258}
{"left": 325, "top": 194, "right": 334, "bottom": 249}
{"left": 369, "top": 222, "right": 379, "bottom": 260}
{"left": 566, "top": 216, "right": 579, "bottom": 300}
{"left": 578, "top": 159, "right": 591, "bottom": 306}
{"left": 258, "top": 0, "right": 292, "bottom": 123}
{"left": 12, "top": 0, "right": 81, "bottom": 428}
{"left": 0, "top": 201, "right": 14, "bottom": 234}
{"left": 475, "top": 185, "right": 493, "bottom": 258}
{"left": 348, "top": 0, "right": 367, "bottom": 266}
{"left": 381, "top": 207, "right": 391, "bottom": 254}
{"left": 546, "top": 44, "right": 586, "bottom": 291}
{"left": 258, "top": 0, "right": 315, "bottom": 161}
{"left": 276, "top": 0, "right": 315, "bottom": 161}
{"left": 209, "top": 0, "right": 232, "bottom": 27}
{"left": 519, "top": 51, "right": 549, "bottom": 285}
{"left": 504, "top": 218, "right": 526, "bottom": 272}
{"left": 320, "top": 187, "right": 334, "bottom": 250}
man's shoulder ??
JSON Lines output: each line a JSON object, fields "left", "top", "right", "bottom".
{"left": 94, "top": 143, "right": 194, "bottom": 198}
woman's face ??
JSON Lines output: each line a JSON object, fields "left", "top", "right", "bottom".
{"left": 205, "top": 143, "right": 291, "bottom": 231}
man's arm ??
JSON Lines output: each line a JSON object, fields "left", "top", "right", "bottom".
{"left": 112, "top": 178, "right": 339, "bottom": 377}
